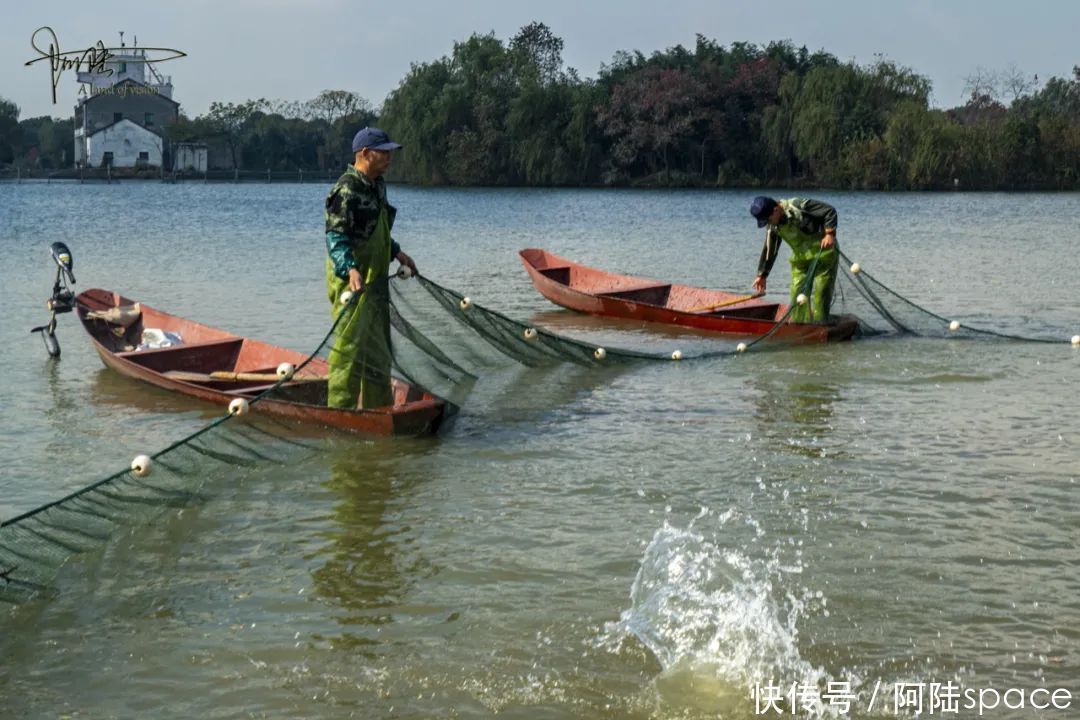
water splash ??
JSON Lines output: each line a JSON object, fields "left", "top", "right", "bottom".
{"left": 602, "top": 518, "right": 838, "bottom": 716}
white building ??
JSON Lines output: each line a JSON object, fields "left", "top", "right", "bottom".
{"left": 72, "top": 34, "right": 179, "bottom": 169}
{"left": 83, "top": 119, "right": 163, "bottom": 168}
{"left": 173, "top": 143, "right": 208, "bottom": 172}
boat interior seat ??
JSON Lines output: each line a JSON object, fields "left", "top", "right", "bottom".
{"left": 537, "top": 266, "right": 571, "bottom": 285}
{"left": 596, "top": 284, "right": 673, "bottom": 306}
{"left": 234, "top": 381, "right": 329, "bottom": 406}
{"left": 118, "top": 337, "right": 246, "bottom": 373}
{"left": 236, "top": 377, "right": 422, "bottom": 409}
{"left": 116, "top": 336, "right": 244, "bottom": 357}
{"left": 704, "top": 303, "right": 783, "bottom": 319}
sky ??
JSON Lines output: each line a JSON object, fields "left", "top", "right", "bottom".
{"left": 5, "top": 0, "right": 1078, "bottom": 120}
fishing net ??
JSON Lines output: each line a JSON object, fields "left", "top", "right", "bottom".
{"left": 396, "top": 275, "right": 715, "bottom": 367}
{"left": 0, "top": 273, "right": 690, "bottom": 605}
{"left": 832, "top": 250, "right": 1067, "bottom": 343}
{"left": 0, "top": 307, "right": 355, "bottom": 605}
{"left": 0, "top": 414, "right": 322, "bottom": 604}
{"left": 4, "top": 253, "right": 1074, "bottom": 605}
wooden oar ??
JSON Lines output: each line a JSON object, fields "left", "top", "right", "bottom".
{"left": 687, "top": 292, "right": 764, "bottom": 313}
{"left": 164, "top": 370, "right": 325, "bottom": 383}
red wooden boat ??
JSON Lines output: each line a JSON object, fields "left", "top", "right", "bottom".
{"left": 520, "top": 249, "right": 858, "bottom": 343}
{"left": 75, "top": 288, "right": 447, "bottom": 436}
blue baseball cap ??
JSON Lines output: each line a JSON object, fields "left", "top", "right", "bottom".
{"left": 750, "top": 196, "right": 778, "bottom": 227}
{"left": 351, "top": 126, "right": 402, "bottom": 153}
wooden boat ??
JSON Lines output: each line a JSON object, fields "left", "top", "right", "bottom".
{"left": 75, "top": 288, "right": 447, "bottom": 436}
{"left": 520, "top": 249, "right": 859, "bottom": 343}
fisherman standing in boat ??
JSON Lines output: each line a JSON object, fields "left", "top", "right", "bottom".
{"left": 324, "top": 127, "right": 418, "bottom": 409}
{"left": 749, "top": 196, "right": 839, "bottom": 323}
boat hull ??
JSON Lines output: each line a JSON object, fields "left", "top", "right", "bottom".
{"left": 76, "top": 289, "right": 446, "bottom": 437}
{"left": 520, "top": 249, "right": 857, "bottom": 343}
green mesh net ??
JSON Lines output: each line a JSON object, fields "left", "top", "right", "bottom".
{"left": 3, "top": 257, "right": 1074, "bottom": 604}
{"left": 0, "top": 275, "right": 676, "bottom": 604}
{"left": 832, "top": 250, "right": 1066, "bottom": 343}
{"left": 0, "top": 414, "right": 321, "bottom": 604}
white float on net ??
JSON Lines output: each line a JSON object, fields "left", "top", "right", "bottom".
{"left": 131, "top": 454, "right": 153, "bottom": 477}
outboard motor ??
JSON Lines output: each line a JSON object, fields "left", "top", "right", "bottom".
{"left": 31, "top": 242, "right": 76, "bottom": 358}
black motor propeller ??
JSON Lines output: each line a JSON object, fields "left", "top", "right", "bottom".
{"left": 31, "top": 242, "right": 76, "bottom": 358}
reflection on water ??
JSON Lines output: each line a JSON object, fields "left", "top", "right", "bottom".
{"left": 750, "top": 375, "right": 841, "bottom": 459}
{"left": 309, "top": 441, "right": 416, "bottom": 652}
{"left": 41, "top": 360, "right": 72, "bottom": 413}
{"left": 755, "top": 378, "right": 838, "bottom": 429}
{"left": 89, "top": 366, "right": 219, "bottom": 417}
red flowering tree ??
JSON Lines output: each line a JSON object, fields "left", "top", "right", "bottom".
{"left": 597, "top": 67, "right": 708, "bottom": 180}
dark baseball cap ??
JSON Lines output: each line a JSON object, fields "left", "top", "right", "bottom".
{"left": 351, "top": 127, "right": 402, "bottom": 153}
{"left": 750, "top": 196, "right": 778, "bottom": 227}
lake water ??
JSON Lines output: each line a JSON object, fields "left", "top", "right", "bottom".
{"left": 1, "top": 182, "right": 1078, "bottom": 719}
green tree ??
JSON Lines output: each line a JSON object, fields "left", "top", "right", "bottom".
{"left": 380, "top": 58, "right": 455, "bottom": 182}
{"left": 563, "top": 82, "right": 606, "bottom": 184}
{"left": 117, "top": 33, "right": 1080, "bottom": 190}
{"left": 509, "top": 22, "right": 565, "bottom": 85}
{"left": 0, "top": 97, "right": 20, "bottom": 165}
{"left": 305, "top": 90, "right": 371, "bottom": 126}
{"left": 785, "top": 59, "right": 930, "bottom": 185}
{"left": 206, "top": 99, "right": 267, "bottom": 169}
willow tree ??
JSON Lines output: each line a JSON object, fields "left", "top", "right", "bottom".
{"left": 785, "top": 60, "right": 930, "bottom": 185}
{"left": 505, "top": 23, "right": 582, "bottom": 184}
{"left": 380, "top": 59, "right": 455, "bottom": 183}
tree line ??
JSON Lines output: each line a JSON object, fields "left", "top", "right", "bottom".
{"left": 3, "top": 23, "right": 1079, "bottom": 189}
{"left": 0, "top": 98, "right": 74, "bottom": 170}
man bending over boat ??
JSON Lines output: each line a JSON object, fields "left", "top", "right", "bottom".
{"left": 749, "top": 196, "right": 839, "bottom": 323}
{"left": 324, "top": 127, "right": 418, "bottom": 409}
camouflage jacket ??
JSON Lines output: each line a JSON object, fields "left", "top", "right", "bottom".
{"left": 324, "top": 165, "right": 400, "bottom": 279}
{"left": 756, "top": 197, "right": 838, "bottom": 278}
